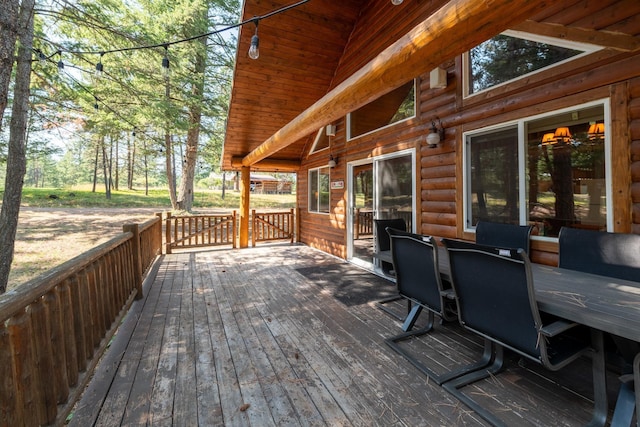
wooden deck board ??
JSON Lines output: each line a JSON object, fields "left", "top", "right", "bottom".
{"left": 68, "top": 244, "right": 612, "bottom": 426}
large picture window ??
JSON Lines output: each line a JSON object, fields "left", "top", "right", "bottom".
{"left": 465, "top": 101, "right": 609, "bottom": 238}
{"left": 465, "top": 31, "right": 600, "bottom": 96}
{"left": 309, "top": 167, "right": 330, "bottom": 214}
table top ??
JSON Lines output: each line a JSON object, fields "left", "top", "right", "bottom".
{"left": 382, "top": 246, "right": 640, "bottom": 343}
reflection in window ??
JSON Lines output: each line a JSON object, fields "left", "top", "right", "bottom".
{"left": 527, "top": 105, "right": 606, "bottom": 237}
{"left": 468, "top": 33, "right": 585, "bottom": 95}
{"left": 348, "top": 80, "right": 415, "bottom": 139}
{"left": 465, "top": 103, "right": 607, "bottom": 238}
{"left": 467, "top": 127, "right": 520, "bottom": 225}
{"left": 309, "top": 167, "right": 330, "bottom": 213}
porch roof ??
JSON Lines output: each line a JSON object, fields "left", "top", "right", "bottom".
{"left": 222, "top": 0, "right": 640, "bottom": 172}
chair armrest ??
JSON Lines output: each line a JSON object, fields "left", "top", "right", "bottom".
{"left": 539, "top": 319, "right": 578, "bottom": 337}
{"left": 440, "top": 289, "right": 456, "bottom": 300}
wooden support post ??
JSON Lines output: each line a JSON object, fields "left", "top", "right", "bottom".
{"left": 123, "top": 224, "right": 143, "bottom": 300}
{"left": 251, "top": 209, "right": 256, "bottom": 247}
{"left": 155, "top": 212, "right": 163, "bottom": 254}
{"left": 239, "top": 166, "right": 251, "bottom": 248}
{"left": 165, "top": 212, "right": 172, "bottom": 254}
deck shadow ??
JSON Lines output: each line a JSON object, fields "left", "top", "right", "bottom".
{"left": 295, "top": 262, "right": 396, "bottom": 307}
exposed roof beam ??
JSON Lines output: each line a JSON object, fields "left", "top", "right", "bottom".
{"left": 231, "top": 157, "right": 300, "bottom": 172}
{"left": 512, "top": 20, "right": 640, "bottom": 52}
{"left": 241, "top": 0, "right": 548, "bottom": 167}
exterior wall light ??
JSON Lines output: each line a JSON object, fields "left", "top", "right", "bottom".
{"left": 426, "top": 118, "right": 445, "bottom": 148}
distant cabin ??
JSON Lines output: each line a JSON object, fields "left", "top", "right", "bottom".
{"left": 246, "top": 174, "right": 292, "bottom": 194}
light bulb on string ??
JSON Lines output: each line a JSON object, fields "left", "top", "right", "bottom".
{"left": 248, "top": 19, "right": 259, "bottom": 60}
{"left": 37, "top": 50, "right": 46, "bottom": 64}
{"left": 57, "top": 51, "right": 64, "bottom": 74}
{"left": 95, "top": 52, "right": 104, "bottom": 78}
{"left": 162, "top": 45, "right": 170, "bottom": 78}
{"left": 94, "top": 96, "right": 99, "bottom": 111}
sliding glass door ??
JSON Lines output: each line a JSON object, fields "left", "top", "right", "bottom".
{"left": 347, "top": 149, "right": 415, "bottom": 272}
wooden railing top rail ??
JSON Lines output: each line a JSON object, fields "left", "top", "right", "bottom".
{"left": 0, "top": 232, "right": 132, "bottom": 324}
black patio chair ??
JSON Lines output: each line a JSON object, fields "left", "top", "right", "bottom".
{"left": 384, "top": 228, "right": 461, "bottom": 385}
{"left": 441, "top": 238, "right": 591, "bottom": 426}
{"left": 475, "top": 221, "right": 533, "bottom": 253}
{"left": 373, "top": 218, "right": 406, "bottom": 275}
{"left": 373, "top": 218, "right": 408, "bottom": 319}
{"left": 558, "top": 227, "right": 640, "bottom": 426}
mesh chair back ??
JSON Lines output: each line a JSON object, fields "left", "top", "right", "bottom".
{"left": 558, "top": 227, "right": 640, "bottom": 282}
{"left": 388, "top": 228, "right": 443, "bottom": 314}
{"left": 443, "top": 239, "right": 542, "bottom": 359}
{"left": 374, "top": 218, "right": 407, "bottom": 252}
{"left": 475, "top": 221, "right": 533, "bottom": 254}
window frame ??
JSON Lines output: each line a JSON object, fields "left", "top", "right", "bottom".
{"left": 462, "top": 99, "right": 612, "bottom": 241}
{"left": 346, "top": 79, "right": 417, "bottom": 141}
{"left": 308, "top": 166, "right": 331, "bottom": 215}
{"left": 462, "top": 30, "right": 602, "bottom": 99}
{"left": 309, "top": 128, "right": 330, "bottom": 154}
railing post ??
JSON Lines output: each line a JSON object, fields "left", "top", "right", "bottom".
{"left": 155, "top": 212, "right": 163, "bottom": 255}
{"left": 165, "top": 213, "right": 172, "bottom": 254}
{"left": 296, "top": 207, "right": 300, "bottom": 243}
{"left": 290, "top": 208, "right": 295, "bottom": 243}
{"left": 123, "top": 224, "right": 143, "bottom": 300}
{"left": 251, "top": 209, "right": 256, "bottom": 247}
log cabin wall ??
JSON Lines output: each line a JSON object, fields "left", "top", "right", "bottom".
{"left": 297, "top": 0, "right": 640, "bottom": 264}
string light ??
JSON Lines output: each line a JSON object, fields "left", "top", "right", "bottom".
{"left": 95, "top": 52, "right": 104, "bottom": 78}
{"left": 57, "top": 51, "right": 64, "bottom": 73}
{"left": 248, "top": 19, "right": 259, "bottom": 60}
{"left": 94, "top": 96, "right": 99, "bottom": 111}
{"left": 162, "top": 45, "right": 170, "bottom": 78}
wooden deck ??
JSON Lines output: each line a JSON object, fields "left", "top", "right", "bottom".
{"left": 67, "top": 244, "right": 612, "bottom": 426}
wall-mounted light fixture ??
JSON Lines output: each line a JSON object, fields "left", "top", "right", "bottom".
{"left": 326, "top": 124, "right": 336, "bottom": 136}
{"left": 430, "top": 67, "right": 447, "bottom": 89}
{"left": 328, "top": 154, "right": 338, "bottom": 168}
{"left": 426, "top": 118, "right": 445, "bottom": 148}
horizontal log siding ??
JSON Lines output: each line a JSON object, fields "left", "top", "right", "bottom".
{"left": 630, "top": 77, "right": 640, "bottom": 235}
{"left": 296, "top": 1, "right": 640, "bottom": 263}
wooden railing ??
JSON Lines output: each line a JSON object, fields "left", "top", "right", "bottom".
{"left": 355, "top": 208, "right": 374, "bottom": 239}
{"left": 0, "top": 215, "right": 162, "bottom": 426}
{"left": 252, "top": 209, "right": 296, "bottom": 246}
{"left": 165, "top": 211, "right": 237, "bottom": 254}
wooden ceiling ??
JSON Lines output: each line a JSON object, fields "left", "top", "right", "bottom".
{"left": 222, "top": 0, "right": 640, "bottom": 172}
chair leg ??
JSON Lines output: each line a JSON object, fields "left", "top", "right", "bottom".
{"left": 401, "top": 303, "right": 424, "bottom": 332}
{"left": 376, "top": 295, "right": 406, "bottom": 321}
{"left": 635, "top": 352, "right": 639, "bottom": 427}
{"left": 610, "top": 376, "right": 635, "bottom": 427}
{"left": 385, "top": 330, "right": 495, "bottom": 386}
{"left": 442, "top": 342, "right": 508, "bottom": 427}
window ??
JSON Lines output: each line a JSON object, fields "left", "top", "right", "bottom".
{"left": 309, "top": 167, "right": 330, "bottom": 213}
{"left": 465, "top": 101, "right": 609, "bottom": 238}
{"left": 347, "top": 80, "right": 415, "bottom": 139}
{"left": 310, "top": 128, "right": 330, "bottom": 154}
{"left": 465, "top": 31, "right": 600, "bottom": 96}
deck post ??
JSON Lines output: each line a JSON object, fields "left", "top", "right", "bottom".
{"left": 155, "top": 212, "right": 163, "bottom": 254}
{"left": 239, "top": 166, "right": 251, "bottom": 248}
{"left": 123, "top": 223, "right": 143, "bottom": 299}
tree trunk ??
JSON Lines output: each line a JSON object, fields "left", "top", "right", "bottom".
{"left": 0, "top": 0, "right": 35, "bottom": 293}
{"left": 165, "top": 78, "right": 177, "bottom": 209}
{"left": 92, "top": 142, "right": 99, "bottom": 192}
{"left": 114, "top": 133, "right": 119, "bottom": 190}
{"left": 0, "top": 0, "right": 19, "bottom": 127}
{"left": 101, "top": 136, "right": 111, "bottom": 199}
{"left": 176, "top": 4, "right": 208, "bottom": 212}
